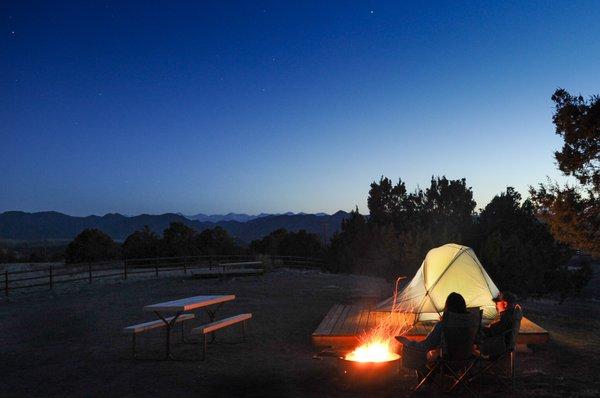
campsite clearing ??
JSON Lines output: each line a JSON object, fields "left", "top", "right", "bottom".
{"left": 0, "top": 268, "right": 598, "bottom": 397}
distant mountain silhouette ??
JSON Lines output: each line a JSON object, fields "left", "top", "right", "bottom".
{"left": 187, "top": 212, "right": 263, "bottom": 223}
{"left": 186, "top": 211, "right": 331, "bottom": 223}
{"left": 0, "top": 210, "right": 350, "bottom": 243}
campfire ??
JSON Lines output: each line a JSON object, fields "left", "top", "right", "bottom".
{"left": 345, "top": 340, "right": 399, "bottom": 363}
{"left": 313, "top": 277, "right": 415, "bottom": 385}
{"left": 338, "top": 322, "right": 404, "bottom": 386}
{"left": 345, "top": 277, "right": 410, "bottom": 363}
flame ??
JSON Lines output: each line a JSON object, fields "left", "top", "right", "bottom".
{"left": 345, "top": 340, "right": 399, "bottom": 362}
{"left": 345, "top": 276, "right": 412, "bottom": 363}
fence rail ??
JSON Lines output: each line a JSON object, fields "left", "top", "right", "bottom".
{"left": 0, "top": 255, "right": 325, "bottom": 297}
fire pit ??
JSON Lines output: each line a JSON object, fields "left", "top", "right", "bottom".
{"left": 337, "top": 341, "right": 401, "bottom": 386}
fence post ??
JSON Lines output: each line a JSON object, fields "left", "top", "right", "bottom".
{"left": 183, "top": 257, "right": 187, "bottom": 275}
{"left": 4, "top": 270, "right": 8, "bottom": 297}
{"left": 88, "top": 262, "right": 92, "bottom": 284}
{"left": 155, "top": 259, "right": 158, "bottom": 278}
{"left": 305, "top": 257, "right": 309, "bottom": 268}
{"left": 123, "top": 259, "right": 128, "bottom": 279}
{"left": 49, "top": 267, "right": 53, "bottom": 290}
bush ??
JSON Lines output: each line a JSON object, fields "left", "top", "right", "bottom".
{"left": 250, "top": 228, "right": 324, "bottom": 258}
{"left": 65, "top": 229, "right": 120, "bottom": 264}
{"left": 123, "top": 226, "right": 160, "bottom": 259}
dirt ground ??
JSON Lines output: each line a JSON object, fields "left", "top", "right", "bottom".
{"left": 1, "top": 269, "right": 599, "bottom": 397}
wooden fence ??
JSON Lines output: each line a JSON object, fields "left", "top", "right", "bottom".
{"left": 0, "top": 255, "right": 325, "bottom": 297}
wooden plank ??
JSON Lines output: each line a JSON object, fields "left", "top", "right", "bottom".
{"left": 338, "top": 305, "right": 363, "bottom": 335}
{"left": 192, "top": 313, "right": 252, "bottom": 334}
{"left": 356, "top": 307, "right": 371, "bottom": 334}
{"left": 144, "top": 295, "right": 235, "bottom": 312}
{"left": 313, "top": 304, "right": 344, "bottom": 335}
{"left": 123, "top": 313, "right": 195, "bottom": 334}
{"left": 519, "top": 317, "right": 548, "bottom": 334}
{"left": 330, "top": 305, "right": 352, "bottom": 335}
{"left": 332, "top": 305, "right": 353, "bottom": 336}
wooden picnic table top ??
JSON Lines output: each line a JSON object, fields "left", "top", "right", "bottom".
{"left": 143, "top": 294, "right": 235, "bottom": 312}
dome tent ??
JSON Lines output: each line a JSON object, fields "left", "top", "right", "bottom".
{"left": 375, "top": 244, "right": 500, "bottom": 321}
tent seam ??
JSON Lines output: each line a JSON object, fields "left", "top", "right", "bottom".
{"left": 423, "top": 246, "right": 467, "bottom": 316}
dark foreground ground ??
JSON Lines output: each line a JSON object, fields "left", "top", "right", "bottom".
{"left": 1, "top": 269, "right": 599, "bottom": 397}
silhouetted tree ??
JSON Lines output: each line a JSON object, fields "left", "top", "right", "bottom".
{"left": 368, "top": 177, "right": 411, "bottom": 227}
{"left": 160, "top": 222, "right": 199, "bottom": 257}
{"left": 278, "top": 230, "right": 324, "bottom": 257}
{"left": 249, "top": 228, "right": 323, "bottom": 258}
{"left": 361, "top": 175, "right": 475, "bottom": 278}
{"left": 197, "top": 226, "right": 238, "bottom": 255}
{"left": 0, "top": 245, "right": 17, "bottom": 263}
{"left": 327, "top": 208, "right": 371, "bottom": 273}
{"left": 476, "top": 188, "right": 576, "bottom": 298}
{"left": 65, "top": 228, "right": 120, "bottom": 264}
{"left": 123, "top": 226, "right": 160, "bottom": 259}
{"left": 249, "top": 228, "right": 288, "bottom": 255}
{"left": 530, "top": 89, "right": 600, "bottom": 257}
{"left": 423, "top": 176, "right": 476, "bottom": 244}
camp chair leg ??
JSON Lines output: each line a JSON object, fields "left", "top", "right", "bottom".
{"left": 413, "top": 363, "right": 438, "bottom": 391}
{"left": 447, "top": 362, "right": 477, "bottom": 397}
{"left": 242, "top": 320, "right": 246, "bottom": 341}
{"left": 202, "top": 333, "right": 207, "bottom": 361}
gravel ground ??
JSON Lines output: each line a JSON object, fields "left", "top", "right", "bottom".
{"left": 1, "top": 269, "right": 599, "bottom": 397}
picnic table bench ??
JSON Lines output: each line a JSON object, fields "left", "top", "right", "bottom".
{"left": 123, "top": 295, "right": 234, "bottom": 359}
{"left": 191, "top": 313, "right": 252, "bottom": 359}
{"left": 123, "top": 294, "right": 252, "bottom": 360}
{"left": 123, "top": 314, "right": 195, "bottom": 358}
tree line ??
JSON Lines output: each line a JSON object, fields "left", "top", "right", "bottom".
{"left": 57, "top": 222, "right": 326, "bottom": 264}
{"left": 327, "top": 179, "right": 592, "bottom": 299}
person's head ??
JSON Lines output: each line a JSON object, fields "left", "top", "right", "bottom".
{"left": 493, "top": 291, "right": 517, "bottom": 312}
{"left": 443, "top": 292, "right": 467, "bottom": 315}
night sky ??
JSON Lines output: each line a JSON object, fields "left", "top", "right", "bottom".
{"left": 2, "top": 1, "right": 600, "bottom": 216}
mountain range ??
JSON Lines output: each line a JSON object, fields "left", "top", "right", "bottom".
{"left": 185, "top": 212, "right": 329, "bottom": 223}
{"left": 0, "top": 211, "right": 350, "bottom": 244}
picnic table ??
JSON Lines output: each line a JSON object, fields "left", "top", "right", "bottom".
{"left": 143, "top": 294, "right": 235, "bottom": 358}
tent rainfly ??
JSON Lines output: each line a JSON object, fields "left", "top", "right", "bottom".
{"left": 375, "top": 243, "right": 500, "bottom": 321}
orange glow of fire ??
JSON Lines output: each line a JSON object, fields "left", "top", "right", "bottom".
{"left": 345, "top": 340, "right": 399, "bottom": 363}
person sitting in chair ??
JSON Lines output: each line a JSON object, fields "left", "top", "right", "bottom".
{"left": 396, "top": 292, "right": 473, "bottom": 352}
{"left": 480, "top": 291, "right": 522, "bottom": 357}
{"left": 483, "top": 291, "right": 520, "bottom": 339}
{"left": 396, "top": 292, "right": 480, "bottom": 381}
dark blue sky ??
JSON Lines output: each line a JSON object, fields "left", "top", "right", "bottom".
{"left": 2, "top": 1, "right": 599, "bottom": 216}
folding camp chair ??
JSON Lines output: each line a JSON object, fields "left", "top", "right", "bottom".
{"left": 470, "top": 306, "right": 523, "bottom": 389}
{"left": 412, "top": 309, "right": 482, "bottom": 396}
